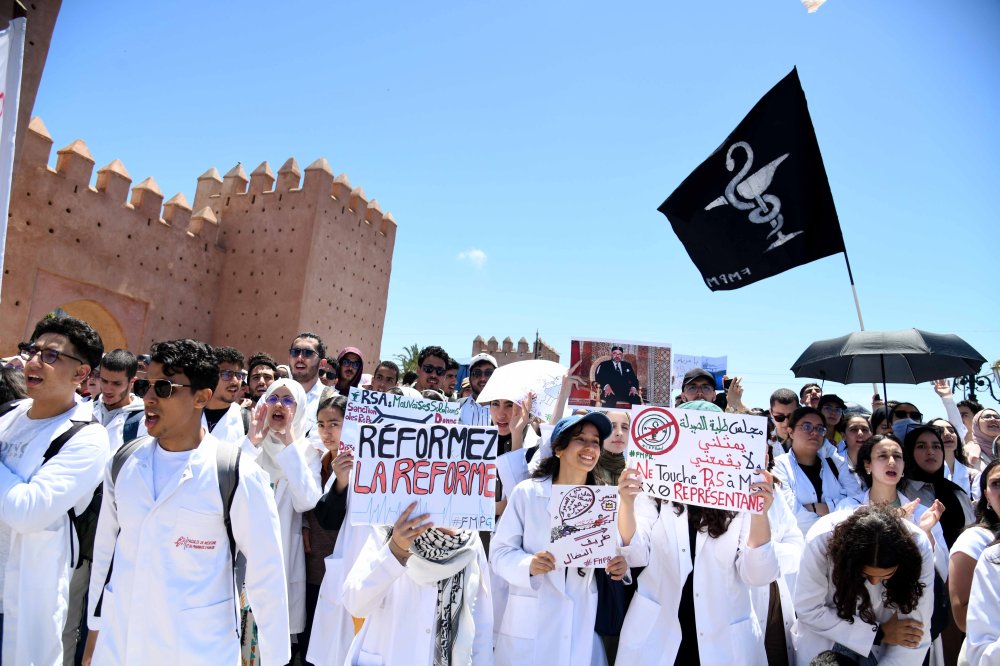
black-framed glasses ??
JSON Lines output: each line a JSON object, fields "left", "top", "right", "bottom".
{"left": 264, "top": 394, "right": 296, "bottom": 408}
{"left": 980, "top": 413, "right": 1000, "bottom": 421}
{"left": 341, "top": 359, "right": 361, "bottom": 370}
{"left": 289, "top": 347, "right": 318, "bottom": 359}
{"left": 893, "top": 409, "right": 922, "bottom": 421}
{"left": 684, "top": 383, "right": 715, "bottom": 395}
{"left": 219, "top": 370, "right": 247, "bottom": 382}
{"left": 320, "top": 370, "right": 337, "bottom": 380}
{"left": 133, "top": 378, "right": 193, "bottom": 399}
{"left": 17, "top": 342, "right": 85, "bottom": 366}
{"left": 470, "top": 368, "right": 494, "bottom": 379}
{"left": 797, "top": 422, "right": 828, "bottom": 436}
{"left": 420, "top": 364, "right": 446, "bottom": 376}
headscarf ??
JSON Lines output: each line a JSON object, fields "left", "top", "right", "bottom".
{"left": 383, "top": 527, "right": 482, "bottom": 666}
{"left": 257, "top": 378, "right": 308, "bottom": 482}
{"left": 336, "top": 347, "right": 365, "bottom": 394}
{"left": 972, "top": 409, "right": 1000, "bottom": 462}
{"left": 901, "top": 425, "right": 966, "bottom": 547}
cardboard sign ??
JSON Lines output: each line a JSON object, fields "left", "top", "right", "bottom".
{"left": 343, "top": 387, "right": 461, "bottom": 453}
{"left": 475, "top": 360, "right": 566, "bottom": 422}
{"left": 626, "top": 405, "right": 767, "bottom": 513}
{"left": 547, "top": 485, "right": 619, "bottom": 568}
{"left": 671, "top": 354, "right": 727, "bottom": 391}
{"left": 349, "top": 422, "right": 499, "bottom": 531}
{"left": 568, "top": 339, "right": 672, "bottom": 410}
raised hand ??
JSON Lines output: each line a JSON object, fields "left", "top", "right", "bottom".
{"left": 247, "top": 401, "right": 270, "bottom": 447}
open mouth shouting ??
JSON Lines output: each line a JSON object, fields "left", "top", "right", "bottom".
{"left": 145, "top": 410, "right": 160, "bottom": 430}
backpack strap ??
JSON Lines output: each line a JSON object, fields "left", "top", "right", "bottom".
{"left": 121, "top": 410, "right": 145, "bottom": 445}
{"left": 112, "top": 435, "right": 152, "bottom": 485}
{"left": 824, "top": 455, "right": 841, "bottom": 481}
{"left": 0, "top": 400, "right": 19, "bottom": 419}
{"left": 215, "top": 439, "right": 241, "bottom": 568}
{"left": 38, "top": 418, "right": 98, "bottom": 568}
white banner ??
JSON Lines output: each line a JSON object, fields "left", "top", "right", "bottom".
{"left": 0, "top": 18, "right": 26, "bottom": 302}
{"left": 343, "top": 387, "right": 461, "bottom": 453}
{"left": 476, "top": 360, "right": 567, "bottom": 422}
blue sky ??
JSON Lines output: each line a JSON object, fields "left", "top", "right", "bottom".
{"left": 32, "top": 1, "right": 999, "bottom": 411}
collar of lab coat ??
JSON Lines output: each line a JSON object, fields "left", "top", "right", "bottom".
{"left": 129, "top": 432, "right": 215, "bottom": 506}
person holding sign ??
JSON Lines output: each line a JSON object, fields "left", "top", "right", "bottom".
{"left": 772, "top": 406, "right": 853, "bottom": 534}
{"left": 341, "top": 501, "right": 493, "bottom": 666}
{"left": 490, "top": 412, "right": 628, "bottom": 666}
{"left": 615, "top": 400, "right": 780, "bottom": 665}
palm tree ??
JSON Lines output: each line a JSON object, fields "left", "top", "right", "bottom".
{"left": 395, "top": 343, "right": 420, "bottom": 374}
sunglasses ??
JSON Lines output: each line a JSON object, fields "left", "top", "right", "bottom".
{"left": 797, "top": 422, "right": 828, "bottom": 436}
{"left": 320, "top": 370, "right": 337, "bottom": 380}
{"left": 420, "top": 364, "right": 446, "bottom": 376}
{"left": 18, "top": 342, "right": 85, "bottom": 366}
{"left": 288, "top": 347, "right": 318, "bottom": 359}
{"left": 470, "top": 368, "right": 494, "bottom": 379}
{"left": 771, "top": 413, "right": 792, "bottom": 423}
{"left": 264, "top": 395, "right": 297, "bottom": 408}
{"left": 219, "top": 370, "right": 248, "bottom": 382}
{"left": 133, "top": 378, "right": 193, "bottom": 399}
{"left": 893, "top": 409, "right": 923, "bottom": 421}
{"left": 341, "top": 359, "right": 362, "bottom": 370}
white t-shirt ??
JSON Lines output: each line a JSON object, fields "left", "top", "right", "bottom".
{"left": 950, "top": 525, "right": 997, "bottom": 562}
{"left": 152, "top": 444, "right": 193, "bottom": 500}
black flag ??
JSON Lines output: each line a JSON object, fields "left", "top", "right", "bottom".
{"left": 659, "top": 68, "right": 845, "bottom": 291}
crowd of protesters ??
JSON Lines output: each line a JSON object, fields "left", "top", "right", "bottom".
{"left": 0, "top": 314, "right": 998, "bottom": 665}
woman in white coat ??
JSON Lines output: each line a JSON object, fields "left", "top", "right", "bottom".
{"left": 242, "top": 378, "right": 323, "bottom": 659}
{"left": 772, "top": 406, "right": 852, "bottom": 535}
{"left": 965, "top": 540, "right": 1000, "bottom": 665}
{"left": 793, "top": 504, "right": 935, "bottom": 664}
{"left": 342, "top": 502, "right": 492, "bottom": 665}
{"left": 614, "top": 400, "right": 781, "bottom": 666}
{"left": 490, "top": 412, "right": 627, "bottom": 666}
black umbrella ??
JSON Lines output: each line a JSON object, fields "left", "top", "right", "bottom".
{"left": 790, "top": 328, "right": 987, "bottom": 401}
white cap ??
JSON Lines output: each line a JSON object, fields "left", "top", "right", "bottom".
{"left": 469, "top": 353, "right": 498, "bottom": 369}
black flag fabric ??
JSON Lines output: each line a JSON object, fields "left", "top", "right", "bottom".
{"left": 659, "top": 68, "right": 845, "bottom": 291}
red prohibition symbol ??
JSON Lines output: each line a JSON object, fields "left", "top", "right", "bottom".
{"left": 630, "top": 407, "right": 680, "bottom": 456}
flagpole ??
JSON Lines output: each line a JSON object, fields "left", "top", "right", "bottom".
{"left": 842, "top": 251, "right": 880, "bottom": 400}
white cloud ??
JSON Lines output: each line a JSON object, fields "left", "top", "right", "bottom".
{"left": 457, "top": 248, "right": 488, "bottom": 269}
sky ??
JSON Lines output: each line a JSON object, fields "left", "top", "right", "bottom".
{"left": 30, "top": 1, "right": 1000, "bottom": 412}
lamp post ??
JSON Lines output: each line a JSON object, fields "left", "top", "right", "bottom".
{"left": 953, "top": 358, "right": 1000, "bottom": 403}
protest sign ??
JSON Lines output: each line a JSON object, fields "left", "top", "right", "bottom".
{"left": 475, "top": 360, "right": 566, "bottom": 422}
{"left": 0, "top": 18, "right": 25, "bottom": 302}
{"left": 672, "top": 354, "right": 728, "bottom": 390}
{"left": 547, "top": 485, "right": 619, "bottom": 568}
{"left": 349, "top": 422, "right": 499, "bottom": 531}
{"left": 626, "top": 405, "right": 768, "bottom": 513}
{"left": 343, "top": 387, "right": 461, "bottom": 453}
{"left": 569, "top": 339, "right": 672, "bottom": 409}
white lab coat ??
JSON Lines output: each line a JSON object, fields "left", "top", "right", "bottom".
{"left": 749, "top": 486, "right": 804, "bottom": 666}
{"left": 241, "top": 435, "right": 322, "bottom": 634}
{"left": 87, "top": 433, "right": 291, "bottom": 665}
{"left": 616, "top": 494, "right": 780, "bottom": 665}
{"left": 836, "top": 490, "right": 949, "bottom": 580}
{"left": 306, "top": 486, "right": 370, "bottom": 666}
{"left": 91, "top": 395, "right": 145, "bottom": 450}
{"left": 489, "top": 477, "right": 606, "bottom": 666}
{"left": 966, "top": 543, "right": 1000, "bottom": 666}
{"left": 792, "top": 509, "right": 935, "bottom": 665}
{"left": 0, "top": 400, "right": 109, "bottom": 666}
{"left": 342, "top": 529, "right": 493, "bottom": 666}
{"left": 203, "top": 402, "right": 247, "bottom": 444}
{"left": 773, "top": 450, "right": 852, "bottom": 535}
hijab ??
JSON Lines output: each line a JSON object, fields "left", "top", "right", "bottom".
{"left": 902, "top": 425, "right": 965, "bottom": 547}
{"left": 972, "top": 409, "right": 1000, "bottom": 462}
{"left": 336, "top": 347, "right": 365, "bottom": 394}
{"left": 257, "top": 378, "right": 307, "bottom": 482}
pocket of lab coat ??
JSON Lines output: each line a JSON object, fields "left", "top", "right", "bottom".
{"left": 173, "top": 508, "right": 225, "bottom": 575}
{"left": 499, "top": 594, "right": 538, "bottom": 639}
{"left": 619, "top": 593, "right": 662, "bottom": 650}
{"left": 356, "top": 649, "right": 385, "bottom": 666}
{"left": 178, "top": 598, "right": 238, "bottom": 658}
{"left": 727, "top": 615, "right": 757, "bottom": 653}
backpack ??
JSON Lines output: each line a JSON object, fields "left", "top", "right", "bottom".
{"left": 0, "top": 400, "right": 101, "bottom": 569}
